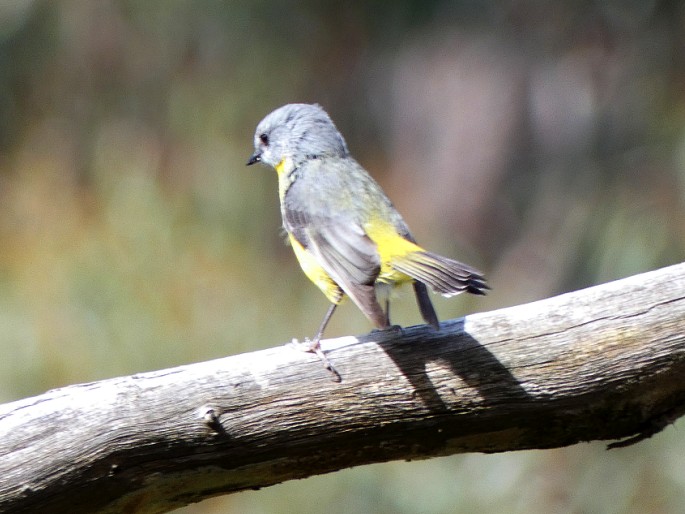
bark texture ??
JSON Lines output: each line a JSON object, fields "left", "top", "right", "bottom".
{"left": 1, "top": 263, "right": 684, "bottom": 513}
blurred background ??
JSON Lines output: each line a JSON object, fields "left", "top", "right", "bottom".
{"left": 2, "top": 1, "right": 685, "bottom": 513}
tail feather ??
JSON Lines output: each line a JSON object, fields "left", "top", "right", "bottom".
{"left": 392, "top": 251, "right": 489, "bottom": 297}
{"left": 412, "top": 281, "right": 440, "bottom": 329}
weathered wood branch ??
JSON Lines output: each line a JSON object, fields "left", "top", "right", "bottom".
{"left": 1, "top": 263, "right": 685, "bottom": 513}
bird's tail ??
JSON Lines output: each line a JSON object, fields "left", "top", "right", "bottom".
{"left": 391, "top": 251, "right": 489, "bottom": 297}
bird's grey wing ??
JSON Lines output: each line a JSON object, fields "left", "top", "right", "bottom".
{"left": 284, "top": 199, "right": 380, "bottom": 287}
{"left": 283, "top": 178, "right": 388, "bottom": 327}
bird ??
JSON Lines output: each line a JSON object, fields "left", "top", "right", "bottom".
{"left": 247, "top": 103, "right": 488, "bottom": 373}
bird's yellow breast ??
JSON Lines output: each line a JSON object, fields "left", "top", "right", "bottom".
{"left": 364, "top": 216, "right": 422, "bottom": 285}
{"left": 275, "top": 157, "right": 296, "bottom": 200}
{"left": 289, "top": 234, "right": 343, "bottom": 304}
{"left": 278, "top": 156, "right": 422, "bottom": 292}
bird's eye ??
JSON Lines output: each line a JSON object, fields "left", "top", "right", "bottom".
{"left": 259, "top": 133, "right": 269, "bottom": 145}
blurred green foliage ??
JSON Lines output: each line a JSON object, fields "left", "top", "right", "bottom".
{"left": 1, "top": 1, "right": 685, "bottom": 513}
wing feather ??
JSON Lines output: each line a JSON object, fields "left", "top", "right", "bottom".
{"left": 283, "top": 179, "right": 388, "bottom": 328}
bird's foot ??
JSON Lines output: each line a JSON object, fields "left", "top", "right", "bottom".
{"left": 289, "top": 338, "right": 341, "bottom": 382}
{"left": 370, "top": 324, "right": 403, "bottom": 337}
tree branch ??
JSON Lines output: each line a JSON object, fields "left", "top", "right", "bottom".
{"left": 2, "top": 263, "right": 685, "bottom": 513}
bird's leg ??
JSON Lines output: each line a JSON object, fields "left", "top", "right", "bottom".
{"left": 306, "top": 303, "right": 341, "bottom": 381}
{"left": 308, "top": 303, "right": 337, "bottom": 351}
{"left": 382, "top": 298, "right": 403, "bottom": 334}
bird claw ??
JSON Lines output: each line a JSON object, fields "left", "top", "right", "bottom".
{"left": 288, "top": 338, "right": 341, "bottom": 382}
{"left": 370, "top": 324, "right": 403, "bottom": 337}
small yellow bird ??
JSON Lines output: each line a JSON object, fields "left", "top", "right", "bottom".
{"left": 248, "top": 103, "right": 488, "bottom": 367}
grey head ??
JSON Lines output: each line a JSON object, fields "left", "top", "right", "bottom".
{"left": 247, "top": 103, "right": 349, "bottom": 169}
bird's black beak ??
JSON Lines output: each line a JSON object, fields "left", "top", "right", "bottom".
{"left": 246, "top": 152, "right": 261, "bottom": 166}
